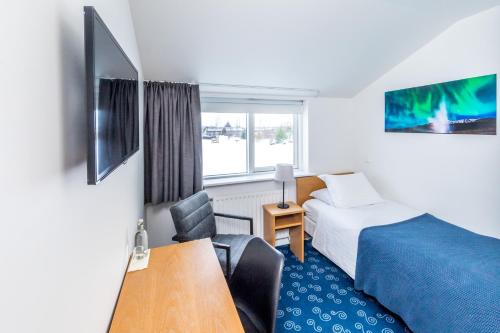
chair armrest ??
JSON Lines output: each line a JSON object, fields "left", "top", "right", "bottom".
{"left": 212, "top": 241, "right": 231, "bottom": 279}
{"left": 214, "top": 212, "right": 254, "bottom": 235}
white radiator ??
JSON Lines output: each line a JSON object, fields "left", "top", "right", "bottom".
{"left": 211, "top": 190, "right": 290, "bottom": 242}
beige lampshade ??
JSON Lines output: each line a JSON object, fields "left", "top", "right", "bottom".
{"left": 274, "top": 163, "right": 294, "bottom": 182}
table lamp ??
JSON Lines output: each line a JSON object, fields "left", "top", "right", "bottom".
{"left": 274, "top": 163, "right": 294, "bottom": 209}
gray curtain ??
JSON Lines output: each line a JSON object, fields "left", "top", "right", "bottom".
{"left": 144, "top": 82, "right": 203, "bottom": 204}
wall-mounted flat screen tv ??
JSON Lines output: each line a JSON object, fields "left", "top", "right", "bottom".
{"left": 84, "top": 6, "right": 139, "bottom": 185}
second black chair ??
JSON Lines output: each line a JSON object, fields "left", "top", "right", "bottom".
{"left": 229, "top": 237, "right": 285, "bottom": 333}
{"left": 170, "top": 190, "right": 254, "bottom": 277}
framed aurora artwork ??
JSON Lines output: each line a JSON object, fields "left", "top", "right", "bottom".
{"left": 385, "top": 74, "right": 497, "bottom": 135}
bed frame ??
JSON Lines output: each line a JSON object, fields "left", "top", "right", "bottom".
{"left": 295, "top": 172, "right": 353, "bottom": 206}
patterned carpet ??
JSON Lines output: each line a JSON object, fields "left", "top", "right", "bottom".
{"left": 276, "top": 241, "right": 411, "bottom": 333}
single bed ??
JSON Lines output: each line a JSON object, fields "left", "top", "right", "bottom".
{"left": 296, "top": 174, "right": 500, "bottom": 333}
{"left": 296, "top": 173, "right": 422, "bottom": 277}
{"left": 303, "top": 198, "right": 422, "bottom": 278}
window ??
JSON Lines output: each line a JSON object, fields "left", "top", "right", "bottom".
{"left": 201, "top": 98, "right": 302, "bottom": 178}
{"left": 202, "top": 112, "right": 247, "bottom": 176}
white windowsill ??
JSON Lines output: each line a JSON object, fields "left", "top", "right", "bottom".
{"left": 203, "top": 170, "right": 315, "bottom": 188}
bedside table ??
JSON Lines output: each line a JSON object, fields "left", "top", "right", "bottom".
{"left": 263, "top": 202, "right": 304, "bottom": 262}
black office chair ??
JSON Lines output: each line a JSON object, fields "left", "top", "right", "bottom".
{"left": 170, "top": 190, "right": 254, "bottom": 277}
{"left": 229, "top": 237, "right": 285, "bottom": 333}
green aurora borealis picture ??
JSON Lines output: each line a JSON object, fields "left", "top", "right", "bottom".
{"left": 385, "top": 74, "right": 496, "bottom": 135}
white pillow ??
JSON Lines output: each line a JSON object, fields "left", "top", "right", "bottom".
{"left": 310, "top": 188, "right": 334, "bottom": 206}
{"left": 318, "top": 173, "right": 384, "bottom": 208}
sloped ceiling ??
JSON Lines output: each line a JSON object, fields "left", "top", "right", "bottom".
{"left": 129, "top": 0, "right": 500, "bottom": 97}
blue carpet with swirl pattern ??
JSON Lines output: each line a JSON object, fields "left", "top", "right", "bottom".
{"left": 276, "top": 241, "right": 411, "bottom": 333}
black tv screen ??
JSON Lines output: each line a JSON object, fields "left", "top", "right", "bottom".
{"left": 84, "top": 6, "right": 139, "bottom": 185}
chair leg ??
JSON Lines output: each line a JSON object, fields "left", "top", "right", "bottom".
{"left": 225, "top": 247, "right": 231, "bottom": 280}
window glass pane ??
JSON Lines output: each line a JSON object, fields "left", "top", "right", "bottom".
{"left": 202, "top": 113, "right": 247, "bottom": 176}
{"left": 254, "top": 114, "right": 294, "bottom": 168}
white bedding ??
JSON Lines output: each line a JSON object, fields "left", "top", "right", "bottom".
{"left": 304, "top": 215, "right": 317, "bottom": 236}
{"left": 303, "top": 199, "right": 423, "bottom": 279}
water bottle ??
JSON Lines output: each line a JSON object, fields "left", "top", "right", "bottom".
{"left": 134, "top": 219, "right": 148, "bottom": 259}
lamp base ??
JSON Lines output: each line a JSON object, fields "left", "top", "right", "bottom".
{"left": 277, "top": 202, "right": 289, "bottom": 209}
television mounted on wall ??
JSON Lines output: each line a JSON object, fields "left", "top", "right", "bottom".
{"left": 84, "top": 6, "right": 139, "bottom": 185}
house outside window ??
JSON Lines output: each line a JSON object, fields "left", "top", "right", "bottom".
{"left": 201, "top": 98, "right": 303, "bottom": 178}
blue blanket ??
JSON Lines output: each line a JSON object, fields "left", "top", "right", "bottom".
{"left": 354, "top": 213, "right": 500, "bottom": 333}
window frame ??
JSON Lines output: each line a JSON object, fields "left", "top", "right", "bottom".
{"left": 201, "top": 102, "right": 302, "bottom": 179}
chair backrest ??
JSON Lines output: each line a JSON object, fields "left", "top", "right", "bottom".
{"left": 229, "top": 237, "right": 284, "bottom": 333}
{"left": 170, "top": 191, "right": 217, "bottom": 241}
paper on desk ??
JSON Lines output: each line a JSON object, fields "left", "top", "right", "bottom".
{"left": 128, "top": 249, "right": 150, "bottom": 272}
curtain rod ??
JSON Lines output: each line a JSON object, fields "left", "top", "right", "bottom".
{"left": 199, "top": 82, "right": 318, "bottom": 94}
{"left": 143, "top": 80, "right": 319, "bottom": 96}
{"left": 200, "top": 83, "right": 319, "bottom": 97}
{"left": 143, "top": 80, "right": 197, "bottom": 84}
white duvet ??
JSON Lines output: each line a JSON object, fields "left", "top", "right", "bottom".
{"left": 304, "top": 199, "right": 422, "bottom": 279}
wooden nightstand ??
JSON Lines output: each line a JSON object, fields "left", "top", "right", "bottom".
{"left": 263, "top": 202, "right": 304, "bottom": 262}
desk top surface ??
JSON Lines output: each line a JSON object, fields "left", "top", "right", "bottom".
{"left": 109, "top": 238, "right": 244, "bottom": 333}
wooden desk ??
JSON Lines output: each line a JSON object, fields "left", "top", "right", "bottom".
{"left": 109, "top": 239, "right": 244, "bottom": 333}
{"left": 263, "top": 202, "right": 304, "bottom": 262}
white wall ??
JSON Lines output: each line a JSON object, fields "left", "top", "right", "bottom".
{"left": 0, "top": 1, "right": 143, "bottom": 332}
{"left": 146, "top": 97, "right": 355, "bottom": 247}
{"left": 351, "top": 6, "right": 500, "bottom": 238}
{"left": 307, "top": 98, "right": 355, "bottom": 174}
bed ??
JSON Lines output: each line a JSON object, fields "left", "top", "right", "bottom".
{"left": 296, "top": 174, "right": 500, "bottom": 333}
{"left": 303, "top": 198, "right": 422, "bottom": 278}
{"left": 296, "top": 173, "right": 422, "bottom": 278}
